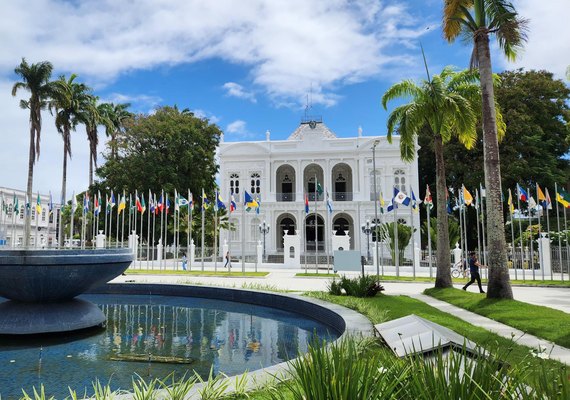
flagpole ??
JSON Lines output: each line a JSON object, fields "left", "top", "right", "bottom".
{"left": 159, "top": 190, "right": 164, "bottom": 270}
{"left": 174, "top": 190, "right": 178, "bottom": 270}
{"left": 201, "top": 189, "right": 206, "bottom": 271}
{"left": 176, "top": 193, "right": 181, "bottom": 270}
{"left": 241, "top": 196, "right": 245, "bottom": 273}
{"left": 91, "top": 193, "right": 96, "bottom": 247}
{"left": 81, "top": 194, "right": 85, "bottom": 249}
{"left": 147, "top": 190, "right": 151, "bottom": 267}
{"left": 164, "top": 192, "right": 169, "bottom": 270}
{"left": 517, "top": 187, "right": 526, "bottom": 281}
{"left": 462, "top": 189, "right": 469, "bottom": 272}
{"left": 314, "top": 175, "right": 318, "bottom": 274}
{"left": 152, "top": 193, "right": 157, "bottom": 270}
{"left": 426, "top": 189, "right": 432, "bottom": 279}
{"left": 475, "top": 190, "right": 482, "bottom": 263}
{"left": 393, "top": 190, "right": 399, "bottom": 277}
{"left": 508, "top": 189, "right": 518, "bottom": 281}
{"left": 140, "top": 193, "right": 144, "bottom": 270}
{"left": 555, "top": 183, "right": 564, "bottom": 281}
{"left": 479, "top": 184, "right": 487, "bottom": 268}
{"left": 214, "top": 191, "right": 218, "bottom": 273}
{"left": 325, "top": 189, "right": 331, "bottom": 274}
{"left": 527, "top": 186, "right": 536, "bottom": 281}
{"left": 133, "top": 190, "right": 138, "bottom": 267}
{"left": 70, "top": 192, "right": 75, "bottom": 247}
{"left": 545, "top": 188, "right": 552, "bottom": 280}
{"left": 35, "top": 193, "right": 39, "bottom": 248}
{"left": 188, "top": 190, "right": 192, "bottom": 271}
{"left": 104, "top": 194, "right": 109, "bottom": 248}
{"left": 115, "top": 192, "right": 120, "bottom": 248}
{"left": 537, "top": 184, "right": 545, "bottom": 281}
{"left": 409, "top": 185, "right": 416, "bottom": 279}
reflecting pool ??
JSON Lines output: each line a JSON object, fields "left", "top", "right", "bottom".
{"left": 0, "top": 294, "right": 340, "bottom": 398}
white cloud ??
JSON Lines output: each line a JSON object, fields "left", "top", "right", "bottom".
{"left": 222, "top": 82, "right": 256, "bottom": 103}
{"left": 498, "top": 0, "right": 570, "bottom": 79}
{"left": 225, "top": 120, "right": 255, "bottom": 139}
{"left": 192, "top": 109, "right": 220, "bottom": 124}
{"left": 100, "top": 93, "right": 163, "bottom": 113}
{"left": 0, "top": 0, "right": 431, "bottom": 106}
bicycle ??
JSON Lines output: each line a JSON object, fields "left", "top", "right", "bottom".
{"left": 451, "top": 260, "right": 470, "bottom": 279}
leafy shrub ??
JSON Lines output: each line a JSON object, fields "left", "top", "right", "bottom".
{"left": 328, "top": 275, "right": 384, "bottom": 297}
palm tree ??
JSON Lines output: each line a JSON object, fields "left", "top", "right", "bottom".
{"left": 11, "top": 58, "right": 54, "bottom": 247}
{"left": 100, "top": 102, "right": 132, "bottom": 160}
{"left": 49, "top": 74, "right": 92, "bottom": 245}
{"left": 382, "top": 67, "right": 485, "bottom": 288}
{"left": 84, "top": 97, "right": 111, "bottom": 187}
{"left": 443, "top": 0, "right": 527, "bottom": 299}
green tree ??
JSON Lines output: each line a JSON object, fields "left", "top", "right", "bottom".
{"left": 84, "top": 97, "right": 112, "bottom": 188}
{"left": 443, "top": 0, "right": 528, "bottom": 299}
{"left": 99, "top": 102, "right": 132, "bottom": 161}
{"left": 422, "top": 216, "right": 461, "bottom": 251}
{"left": 49, "top": 74, "right": 92, "bottom": 244}
{"left": 96, "top": 106, "right": 221, "bottom": 220}
{"left": 382, "top": 67, "right": 485, "bottom": 288}
{"left": 11, "top": 58, "right": 54, "bottom": 247}
{"left": 378, "top": 222, "right": 413, "bottom": 263}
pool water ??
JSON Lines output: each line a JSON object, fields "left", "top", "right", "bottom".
{"left": 0, "top": 294, "right": 339, "bottom": 398}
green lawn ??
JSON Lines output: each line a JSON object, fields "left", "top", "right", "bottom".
{"left": 307, "top": 291, "right": 567, "bottom": 371}
{"left": 125, "top": 269, "right": 268, "bottom": 277}
{"left": 424, "top": 287, "right": 570, "bottom": 348}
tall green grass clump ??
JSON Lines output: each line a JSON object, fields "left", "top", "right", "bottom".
{"left": 327, "top": 275, "right": 384, "bottom": 297}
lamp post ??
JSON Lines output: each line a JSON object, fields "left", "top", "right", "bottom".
{"left": 361, "top": 219, "right": 371, "bottom": 261}
{"left": 259, "top": 220, "right": 270, "bottom": 262}
{"left": 372, "top": 139, "right": 380, "bottom": 279}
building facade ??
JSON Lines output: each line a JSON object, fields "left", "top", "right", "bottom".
{"left": 0, "top": 187, "right": 60, "bottom": 247}
{"left": 218, "top": 119, "right": 421, "bottom": 262}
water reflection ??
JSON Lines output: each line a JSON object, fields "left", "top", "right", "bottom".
{"left": 0, "top": 294, "right": 338, "bottom": 399}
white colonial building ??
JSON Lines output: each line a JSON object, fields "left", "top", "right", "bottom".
{"left": 0, "top": 187, "right": 60, "bottom": 247}
{"left": 218, "top": 118, "right": 421, "bottom": 263}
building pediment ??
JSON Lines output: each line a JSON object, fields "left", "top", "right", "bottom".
{"left": 220, "top": 142, "right": 268, "bottom": 157}
{"left": 287, "top": 121, "right": 337, "bottom": 141}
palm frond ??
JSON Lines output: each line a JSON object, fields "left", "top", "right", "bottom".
{"left": 443, "top": 0, "right": 474, "bottom": 41}
{"left": 381, "top": 80, "right": 422, "bottom": 110}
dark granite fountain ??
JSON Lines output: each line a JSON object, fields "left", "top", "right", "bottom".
{"left": 0, "top": 248, "right": 133, "bottom": 334}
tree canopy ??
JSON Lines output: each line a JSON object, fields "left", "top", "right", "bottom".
{"left": 96, "top": 106, "right": 221, "bottom": 197}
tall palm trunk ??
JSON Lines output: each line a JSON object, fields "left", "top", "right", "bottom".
{"left": 58, "top": 128, "right": 69, "bottom": 247}
{"left": 89, "top": 156, "right": 93, "bottom": 187}
{"left": 25, "top": 123, "right": 35, "bottom": 247}
{"left": 433, "top": 133, "right": 452, "bottom": 287}
{"left": 476, "top": 32, "right": 513, "bottom": 299}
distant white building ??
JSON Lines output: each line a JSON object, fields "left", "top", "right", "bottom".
{"left": 217, "top": 118, "right": 421, "bottom": 262}
{"left": 0, "top": 187, "right": 60, "bottom": 247}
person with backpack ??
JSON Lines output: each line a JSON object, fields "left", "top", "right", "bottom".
{"left": 462, "top": 252, "right": 485, "bottom": 293}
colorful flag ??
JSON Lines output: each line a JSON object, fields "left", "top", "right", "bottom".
{"left": 244, "top": 191, "right": 258, "bottom": 212}
{"left": 446, "top": 188, "right": 453, "bottom": 214}
{"left": 14, "top": 194, "right": 19, "bottom": 215}
{"left": 507, "top": 189, "right": 515, "bottom": 215}
{"left": 201, "top": 189, "right": 210, "bottom": 211}
{"left": 556, "top": 188, "right": 570, "bottom": 208}
{"left": 177, "top": 195, "right": 189, "bottom": 208}
{"left": 411, "top": 189, "right": 420, "bottom": 212}
{"left": 379, "top": 191, "right": 385, "bottom": 214}
{"left": 118, "top": 195, "right": 126, "bottom": 214}
{"left": 94, "top": 193, "right": 100, "bottom": 216}
{"left": 393, "top": 187, "right": 411, "bottom": 206}
{"left": 157, "top": 194, "right": 164, "bottom": 212}
{"left": 424, "top": 185, "right": 433, "bottom": 210}
{"left": 230, "top": 194, "right": 237, "bottom": 213}
{"left": 188, "top": 192, "right": 194, "bottom": 210}
{"left": 165, "top": 197, "right": 171, "bottom": 215}
{"left": 304, "top": 193, "right": 309, "bottom": 214}
{"left": 255, "top": 195, "right": 260, "bottom": 214}
{"left": 136, "top": 195, "right": 143, "bottom": 213}
{"left": 326, "top": 190, "right": 333, "bottom": 213}
{"left": 71, "top": 192, "right": 77, "bottom": 214}
{"left": 516, "top": 184, "right": 528, "bottom": 202}
{"left": 48, "top": 191, "right": 54, "bottom": 215}
{"left": 316, "top": 181, "right": 324, "bottom": 196}
{"left": 140, "top": 194, "right": 146, "bottom": 214}
{"left": 110, "top": 191, "right": 116, "bottom": 208}
{"left": 36, "top": 193, "right": 42, "bottom": 215}
{"left": 25, "top": 194, "right": 30, "bottom": 215}
{"left": 215, "top": 191, "right": 226, "bottom": 211}
{"left": 83, "top": 193, "right": 89, "bottom": 214}
{"left": 462, "top": 186, "right": 473, "bottom": 206}
{"left": 537, "top": 184, "right": 547, "bottom": 209}
{"left": 545, "top": 188, "right": 553, "bottom": 210}
{"left": 149, "top": 193, "right": 155, "bottom": 214}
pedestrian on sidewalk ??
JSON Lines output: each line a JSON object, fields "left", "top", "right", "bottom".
{"left": 224, "top": 251, "right": 232, "bottom": 269}
{"left": 463, "top": 252, "right": 485, "bottom": 293}
{"left": 181, "top": 252, "right": 187, "bottom": 271}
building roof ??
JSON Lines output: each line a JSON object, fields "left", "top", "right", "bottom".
{"left": 287, "top": 120, "right": 337, "bottom": 141}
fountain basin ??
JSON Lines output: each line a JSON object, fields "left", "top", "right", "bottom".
{"left": 0, "top": 248, "right": 133, "bottom": 302}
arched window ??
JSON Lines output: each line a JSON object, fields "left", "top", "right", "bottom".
{"left": 229, "top": 173, "right": 240, "bottom": 202}
{"left": 228, "top": 218, "right": 239, "bottom": 241}
{"left": 394, "top": 169, "right": 406, "bottom": 192}
{"left": 19, "top": 205, "right": 24, "bottom": 219}
{"left": 250, "top": 217, "right": 261, "bottom": 239}
{"left": 250, "top": 172, "right": 261, "bottom": 195}
{"left": 369, "top": 168, "right": 381, "bottom": 200}
{"left": 333, "top": 218, "right": 349, "bottom": 236}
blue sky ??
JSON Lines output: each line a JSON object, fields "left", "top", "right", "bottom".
{"left": 0, "top": 0, "right": 568, "bottom": 195}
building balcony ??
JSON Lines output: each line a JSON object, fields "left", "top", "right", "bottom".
{"left": 276, "top": 193, "right": 296, "bottom": 202}
{"left": 333, "top": 192, "right": 353, "bottom": 201}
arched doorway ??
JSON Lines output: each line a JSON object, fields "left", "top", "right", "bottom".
{"left": 305, "top": 213, "right": 325, "bottom": 251}
{"left": 275, "top": 164, "right": 296, "bottom": 202}
{"left": 303, "top": 163, "right": 324, "bottom": 201}
{"left": 276, "top": 213, "right": 296, "bottom": 250}
{"left": 331, "top": 163, "right": 353, "bottom": 201}
{"left": 333, "top": 213, "right": 354, "bottom": 249}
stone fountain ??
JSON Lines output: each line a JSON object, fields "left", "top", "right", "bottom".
{"left": 0, "top": 248, "right": 132, "bottom": 334}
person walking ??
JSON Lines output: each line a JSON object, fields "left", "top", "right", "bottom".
{"left": 462, "top": 252, "right": 485, "bottom": 293}
{"left": 224, "top": 250, "right": 231, "bottom": 269}
{"left": 181, "top": 252, "right": 187, "bottom": 271}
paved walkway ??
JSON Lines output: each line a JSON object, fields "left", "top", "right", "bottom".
{"left": 115, "top": 265, "right": 570, "bottom": 365}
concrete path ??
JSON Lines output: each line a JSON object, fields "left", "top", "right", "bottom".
{"left": 115, "top": 265, "right": 570, "bottom": 364}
